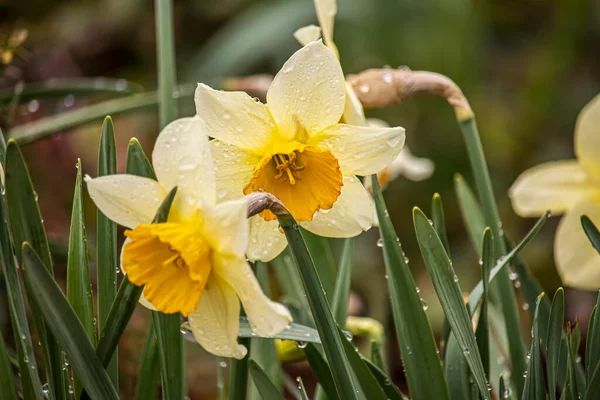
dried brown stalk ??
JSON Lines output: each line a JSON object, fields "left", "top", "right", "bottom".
{"left": 245, "top": 191, "right": 289, "bottom": 218}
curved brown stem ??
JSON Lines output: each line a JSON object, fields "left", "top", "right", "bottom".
{"left": 245, "top": 191, "right": 289, "bottom": 218}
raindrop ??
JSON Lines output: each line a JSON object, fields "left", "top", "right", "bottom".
{"left": 343, "top": 331, "right": 353, "bottom": 341}
{"left": 63, "top": 94, "right": 75, "bottom": 108}
{"left": 509, "top": 271, "right": 518, "bottom": 281}
{"left": 28, "top": 99, "right": 40, "bottom": 113}
{"left": 514, "top": 280, "right": 521, "bottom": 289}
{"left": 296, "top": 341, "right": 308, "bottom": 349}
{"left": 522, "top": 303, "right": 530, "bottom": 311}
{"left": 462, "top": 347, "right": 470, "bottom": 355}
{"left": 41, "top": 383, "right": 49, "bottom": 394}
{"left": 223, "top": 112, "right": 231, "bottom": 120}
{"left": 376, "top": 238, "right": 384, "bottom": 247}
{"left": 453, "top": 274, "right": 459, "bottom": 283}
{"left": 420, "top": 298, "right": 428, "bottom": 310}
{"left": 415, "top": 286, "right": 421, "bottom": 294}
{"left": 219, "top": 361, "right": 227, "bottom": 368}
{"left": 358, "top": 84, "right": 370, "bottom": 94}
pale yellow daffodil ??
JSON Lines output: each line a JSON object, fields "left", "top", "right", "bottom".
{"left": 509, "top": 94, "right": 600, "bottom": 290}
{"left": 197, "top": 41, "right": 405, "bottom": 262}
{"left": 85, "top": 117, "right": 291, "bottom": 359}
{"left": 295, "top": 0, "right": 434, "bottom": 186}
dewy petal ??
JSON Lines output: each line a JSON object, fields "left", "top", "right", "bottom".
{"left": 201, "top": 198, "right": 249, "bottom": 258}
{"left": 301, "top": 176, "right": 374, "bottom": 237}
{"left": 342, "top": 82, "right": 367, "bottom": 126}
{"left": 214, "top": 254, "right": 292, "bottom": 336}
{"left": 119, "top": 238, "right": 158, "bottom": 311}
{"left": 312, "top": 123, "right": 405, "bottom": 176}
{"left": 188, "top": 274, "right": 248, "bottom": 359}
{"left": 153, "top": 116, "right": 216, "bottom": 208}
{"left": 381, "top": 146, "right": 435, "bottom": 185}
{"left": 246, "top": 215, "right": 287, "bottom": 262}
{"left": 575, "top": 93, "right": 600, "bottom": 177}
{"left": 554, "top": 198, "right": 600, "bottom": 290}
{"left": 266, "top": 41, "right": 345, "bottom": 140}
{"left": 313, "top": 0, "right": 338, "bottom": 56}
{"left": 195, "top": 84, "right": 275, "bottom": 154}
{"left": 85, "top": 175, "right": 166, "bottom": 229}
{"left": 294, "top": 25, "right": 321, "bottom": 46}
{"left": 508, "top": 160, "right": 599, "bottom": 217}
{"left": 210, "top": 140, "right": 261, "bottom": 203}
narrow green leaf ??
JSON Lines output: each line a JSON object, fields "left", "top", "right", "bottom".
{"left": 432, "top": 193, "right": 451, "bottom": 255}
{"left": 96, "top": 116, "right": 118, "bottom": 387}
{"left": 0, "top": 77, "right": 144, "bottom": 104}
{"left": 445, "top": 332, "right": 471, "bottom": 400}
{"left": 300, "top": 229, "right": 337, "bottom": 302}
{"left": 363, "top": 358, "right": 403, "bottom": 400}
{"left": 521, "top": 294, "right": 546, "bottom": 400}
{"left": 0, "top": 329, "right": 18, "bottom": 400}
{"left": 304, "top": 343, "right": 339, "bottom": 400}
{"left": 277, "top": 213, "right": 359, "bottom": 399}
{"left": 271, "top": 249, "right": 312, "bottom": 326}
{"left": 585, "top": 362, "right": 600, "bottom": 400}
{"left": 454, "top": 174, "right": 486, "bottom": 256}
{"left": 0, "top": 144, "right": 43, "bottom": 400}
{"left": 126, "top": 138, "right": 156, "bottom": 179}
{"left": 475, "top": 229, "right": 492, "bottom": 379}
{"left": 331, "top": 238, "right": 354, "bottom": 327}
{"left": 467, "top": 212, "right": 549, "bottom": 312}
{"left": 499, "top": 375, "right": 511, "bottom": 399}
{"left": 370, "top": 340, "right": 387, "bottom": 374}
{"left": 371, "top": 175, "right": 449, "bottom": 400}
{"left": 588, "top": 298, "right": 600, "bottom": 384}
{"left": 67, "top": 159, "right": 96, "bottom": 396}
{"left": 249, "top": 359, "right": 283, "bottom": 399}
{"left": 155, "top": 0, "right": 178, "bottom": 129}
{"left": 21, "top": 244, "right": 119, "bottom": 399}
{"left": 228, "top": 337, "right": 250, "bottom": 400}
{"left": 217, "top": 358, "right": 227, "bottom": 400}
{"left": 547, "top": 288, "right": 565, "bottom": 400}
{"left": 249, "top": 262, "right": 281, "bottom": 400}
{"left": 413, "top": 208, "right": 490, "bottom": 399}
{"left": 338, "top": 328, "right": 388, "bottom": 400}
{"left": 136, "top": 321, "right": 161, "bottom": 400}
{"left": 183, "top": 319, "right": 321, "bottom": 343}
{"left": 582, "top": 215, "right": 600, "bottom": 254}
{"left": 5, "top": 139, "right": 67, "bottom": 399}
{"left": 297, "top": 377, "right": 309, "bottom": 400}
{"left": 563, "top": 322, "right": 581, "bottom": 400}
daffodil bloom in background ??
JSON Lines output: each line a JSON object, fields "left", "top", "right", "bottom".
{"left": 198, "top": 41, "right": 405, "bottom": 262}
{"left": 85, "top": 117, "right": 291, "bottom": 359}
{"left": 509, "top": 94, "right": 600, "bottom": 290}
{"left": 294, "top": 0, "right": 434, "bottom": 189}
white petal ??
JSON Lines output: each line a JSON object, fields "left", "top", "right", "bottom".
{"left": 246, "top": 215, "right": 288, "bottom": 262}
{"left": 214, "top": 255, "right": 292, "bottom": 337}
{"left": 195, "top": 84, "right": 274, "bottom": 154}
{"left": 342, "top": 82, "right": 367, "bottom": 126}
{"left": 210, "top": 140, "right": 260, "bottom": 203}
{"left": 152, "top": 117, "right": 216, "bottom": 208}
{"left": 575, "top": 93, "right": 600, "bottom": 177}
{"left": 266, "top": 41, "right": 345, "bottom": 140}
{"left": 311, "top": 123, "right": 405, "bottom": 176}
{"left": 188, "top": 275, "right": 247, "bottom": 359}
{"left": 119, "top": 238, "right": 158, "bottom": 311}
{"left": 554, "top": 199, "right": 600, "bottom": 290}
{"left": 201, "top": 199, "right": 249, "bottom": 258}
{"left": 509, "top": 160, "right": 599, "bottom": 217}
{"left": 294, "top": 25, "right": 321, "bottom": 46}
{"left": 313, "top": 0, "right": 338, "bottom": 56}
{"left": 85, "top": 175, "right": 166, "bottom": 229}
{"left": 386, "top": 146, "right": 435, "bottom": 182}
{"left": 301, "top": 176, "right": 374, "bottom": 237}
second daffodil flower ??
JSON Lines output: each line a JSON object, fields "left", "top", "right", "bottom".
{"left": 509, "top": 94, "right": 600, "bottom": 290}
{"left": 85, "top": 117, "right": 291, "bottom": 359}
{"left": 198, "top": 41, "right": 406, "bottom": 262}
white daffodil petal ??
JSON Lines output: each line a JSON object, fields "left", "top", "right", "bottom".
{"left": 387, "top": 146, "right": 435, "bottom": 182}
{"left": 575, "top": 93, "right": 600, "bottom": 177}
{"left": 554, "top": 199, "right": 600, "bottom": 290}
{"left": 267, "top": 41, "right": 345, "bottom": 139}
{"left": 210, "top": 140, "right": 260, "bottom": 203}
{"left": 85, "top": 175, "right": 166, "bottom": 229}
{"left": 314, "top": 0, "right": 338, "bottom": 54}
{"left": 195, "top": 84, "right": 274, "bottom": 154}
{"left": 188, "top": 275, "right": 247, "bottom": 359}
{"left": 214, "top": 255, "right": 292, "bottom": 337}
{"left": 153, "top": 117, "right": 216, "bottom": 208}
{"left": 301, "top": 176, "right": 374, "bottom": 237}
{"left": 313, "top": 123, "right": 405, "bottom": 176}
{"left": 119, "top": 238, "right": 158, "bottom": 311}
{"left": 201, "top": 199, "right": 249, "bottom": 258}
{"left": 294, "top": 25, "right": 321, "bottom": 46}
{"left": 246, "top": 215, "right": 288, "bottom": 262}
{"left": 342, "top": 82, "right": 367, "bottom": 126}
{"left": 509, "top": 160, "right": 599, "bottom": 217}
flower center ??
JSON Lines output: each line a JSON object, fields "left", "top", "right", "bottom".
{"left": 244, "top": 146, "right": 343, "bottom": 222}
{"left": 122, "top": 222, "right": 212, "bottom": 317}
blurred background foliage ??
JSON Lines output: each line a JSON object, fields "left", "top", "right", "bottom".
{"left": 1, "top": 0, "right": 600, "bottom": 397}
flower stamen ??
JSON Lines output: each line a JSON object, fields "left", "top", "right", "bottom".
{"left": 273, "top": 152, "right": 305, "bottom": 185}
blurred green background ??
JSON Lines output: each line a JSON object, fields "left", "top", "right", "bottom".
{"left": 1, "top": 0, "right": 600, "bottom": 397}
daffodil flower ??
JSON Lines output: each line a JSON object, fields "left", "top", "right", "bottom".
{"left": 198, "top": 41, "right": 405, "bottom": 262}
{"left": 295, "top": 0, "right": 434, "bottom": 188}
{"left": 85, "top": 117, "right": 291, "bottom": 358}
{"left": 509, "top": 94, "right": 600, "bottom": 290}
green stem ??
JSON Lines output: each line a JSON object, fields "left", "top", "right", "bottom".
{"left": 458, "top": 117, "right": 526, "bottom": 393}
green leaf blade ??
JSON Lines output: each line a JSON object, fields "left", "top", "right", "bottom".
{"left": 547, "top": 288, "right": 565, "bottom": 400}
{"left": 249, "top": 359, "right": 283, "bottom": 400}
{"left": 521, "top": 294, "right": 546, "bottom": 400}
{"left": 331, "top": 237, "right": 354, "bottom": 327}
